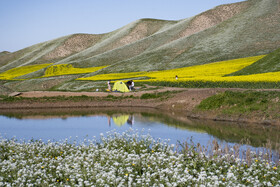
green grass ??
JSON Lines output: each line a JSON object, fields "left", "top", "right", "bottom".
{"left": 140, "top": 91, "right": 177, "bottom": 100}
{"left": 0, "top": 95, "right": 98, "bottom": 102}
{"left": 229, "top": 47, "right": 280, "bottom": 76}
{"left": 0, "top": 94, "right": 140, "bottom": 103}
{"left": 196, "top": 91, "right": 280, "bottom": 118}
{"left": 144, "top": 80, "right": 280, "bottom": 89}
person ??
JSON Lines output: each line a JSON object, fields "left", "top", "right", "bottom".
{"left": 127, "top": 115, "right": 134, "bottom": 126}
{"left": 175, "top": 75, "right": 178, "bottom": 80}
{"left": 126, "top": 80, "right": 131, "bottom": 89}
{"left": 107, "top": 80, "right": 111, "bottom": 91}
{"left": 129, "top": 80, "right": 134, "bottom": 91}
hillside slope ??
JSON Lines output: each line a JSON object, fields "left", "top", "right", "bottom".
{"left": 92, "top": 0, "right": 280, "bottom": 74}
{"left": 0, "top": 0, "right": 280, "bottom": 91}
{"left": 229, "top": 47, "right": 280, "bottom": 76}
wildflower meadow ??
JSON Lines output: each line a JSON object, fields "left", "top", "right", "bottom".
{"left": 0, "top": 130, "right": 279, "bottom": 186}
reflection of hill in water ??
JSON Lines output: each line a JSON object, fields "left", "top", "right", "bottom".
{"left": 135, "top": 112, "right": 280, "bottom": 149}
{"left": 1, "top": 107, "right": 279, "bottom": 148}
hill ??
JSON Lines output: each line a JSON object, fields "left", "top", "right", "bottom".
{"left": 0, "top": 51, "right": 10, "bottom": 57}
{"left": 0, "top": 0, "right": 280, "bottom": 91}
{"left": 228, "top": 47, "right": 280, "bottom": 76}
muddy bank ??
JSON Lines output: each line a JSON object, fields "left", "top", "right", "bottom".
{"left": 1, "top": 88, "right": 280, "bottom": 125}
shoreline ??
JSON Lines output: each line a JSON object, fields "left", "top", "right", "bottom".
{"left": 1, "top": 88, "right": 280, "bottom": 125}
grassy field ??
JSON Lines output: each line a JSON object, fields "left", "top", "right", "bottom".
{"left": 0, "top": 130, "right": 279, "bottom": 186}
{"left": 196, "top": 90, "right": 280, "bottom": 120}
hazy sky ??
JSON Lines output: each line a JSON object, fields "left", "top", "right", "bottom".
{"left": 0, "top": 0, "right": 244, "bottom": 52}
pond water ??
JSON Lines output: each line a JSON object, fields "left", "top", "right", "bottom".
{"left": 0, "top": 108, "right": 280, "bottom": 151}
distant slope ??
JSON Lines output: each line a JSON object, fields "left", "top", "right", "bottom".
{"left": 0, "top": 34, "right": 104, "bottom": 73}
{"left": 0, "top": 51, "right": 10, "bottom": 58}
{"left": 229, "top": 48, "right": 280, "bottom": 76}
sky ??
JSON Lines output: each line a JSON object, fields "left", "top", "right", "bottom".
{"left": 0, "top": 0, "right": 245, "bottom": 52}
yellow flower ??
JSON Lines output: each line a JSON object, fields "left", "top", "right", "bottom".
{"left": 41, "top": 166, "right": 44, "bottom": 169}
{"left": 44, "top": 64, "right": 107, "bottom": 77}
{"left": 125, "top": 173, "right": 128, "bottom": 176}
{"left": 75, "top": 54, "right": 280, "bottom": 84}
{"left": 255, "top": 159, "right": 258, "bottom": 162}
{"left": 0, "top": 64, "right": 52, "bottom": 80}
{"left": 67, "top": 178, "right": 69, "bottom": 181}
{"left": 273, "top": 166, "right": 277, "bottom": 170}
{"left": 148, "top": 165, "right": 150, "bottom": 167}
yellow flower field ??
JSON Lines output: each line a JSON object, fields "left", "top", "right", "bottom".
{"left": 44, "top": 64, "right": 107, "bottom": 77}
{"left": 0, "top": 64, "right": 52, "bottom": 80}
{"left": 77, "top": 55, "right": 279, "bottom": 83}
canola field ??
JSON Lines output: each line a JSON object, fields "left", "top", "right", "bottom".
{"left": 78, "top": 55, "right": 280, "bottom": 83}
{"left": 0, "top": 64, "right": 107, "bottom": 80}
{"left": 43, "top": 64, "right": 107, "bottom": 77}
{"left": 1, "top": 55, "right": 280, "bottom": 88}
{"left": 0, "top": 64, "right": 52, "bottom": 80}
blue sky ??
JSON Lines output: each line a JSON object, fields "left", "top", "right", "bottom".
{"left": 0, "top": 0, "right": 244, "bottom": 52}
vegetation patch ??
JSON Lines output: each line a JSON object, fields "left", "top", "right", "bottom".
{"left": 44, "top": 64, "right": 107, "bottom": 77}
{"left": 0, "top": 64, "right": 52, "bottom": 80}
{"left": 140, "top": 91, "right": 176, "bottom": 100}
{"left": 229, "top": 47, "right": 280, "bottom": 76}
{"left": 0, "top": 95, "right": 99, "bottom": 103}
{"left": 0, "top": 130, "right": 279, "bottom": 186}
{"left": 145, "top": 81, "right": 280, "bottom": 89}
{"left": 196, "top": 91, "right": 280, "bottom": 118}
{"left": 76, "top": 55, "right": 280, "bottom": 88}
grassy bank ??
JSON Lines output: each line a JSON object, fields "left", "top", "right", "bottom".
{"left": 0, "top": 91, "right": 177, "bottom": 103}
{"left": 196, "top": 91, "right": 280, "bottom": 120}
{"left": 145, "top": 81, "right": 280, "bottom": 89}
{"left": 0, "top": 130, "right": 279, "bottom": 186}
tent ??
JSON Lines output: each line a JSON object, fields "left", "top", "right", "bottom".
{"left": 112, "top": 81, "right": 130, "bottom": 92}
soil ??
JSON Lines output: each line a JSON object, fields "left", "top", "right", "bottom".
{"left": 1, "top": 87, "right": 280, "bottom": 125}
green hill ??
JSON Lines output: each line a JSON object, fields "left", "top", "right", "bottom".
{"left": 228, "top": 47, "right": 280, "bottom": 76}
{"left": 0, "top": 0, "right": 280, "bottom": 91}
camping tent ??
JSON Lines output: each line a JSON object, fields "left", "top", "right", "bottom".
{"left": 112, "top": 81, "right": 129, "bottom": 92}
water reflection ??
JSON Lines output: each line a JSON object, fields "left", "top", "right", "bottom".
{"left": 0, "top": 107, "right": 279, "bottom": 150}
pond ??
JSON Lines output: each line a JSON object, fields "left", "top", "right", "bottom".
{"left": 0, "top": 107, "right": 279, "bottom": 152}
